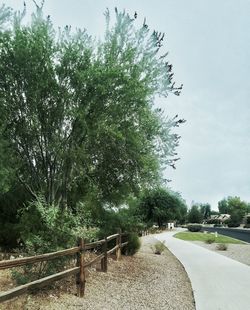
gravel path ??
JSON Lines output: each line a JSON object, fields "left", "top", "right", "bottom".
{"left": 191, "top": 241, "right": 250, "bottom": 266}
{"left": 2, "top": 236, "right": 195, "bottom": 310}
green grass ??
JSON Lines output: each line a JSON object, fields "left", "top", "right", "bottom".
{"left": 174, "top": 232, "right": 245, "bottom": 244}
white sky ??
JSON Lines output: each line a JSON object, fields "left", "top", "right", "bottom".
{"left": 3, "top": 0, "right": 250, "bottom": 210}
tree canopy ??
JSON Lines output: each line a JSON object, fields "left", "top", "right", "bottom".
{"left": 218, "top": 197, "right": 250, "bottom": 219}
{"left": 0, "top": 5, "right": 183, "bottom": 209}
{"left": 136, "top": 187, "right": 187, "bottom": 227}
{"left": 187, "top": 205, "right": 203, "bottom": 224}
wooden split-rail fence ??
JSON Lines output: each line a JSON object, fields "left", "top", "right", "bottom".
{"left": 0, "top": 231, "right": 128, "bottom": 303}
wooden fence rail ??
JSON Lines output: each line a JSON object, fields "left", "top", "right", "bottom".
{"left": 0, "top": 230, "right": 128, "bottom": 303}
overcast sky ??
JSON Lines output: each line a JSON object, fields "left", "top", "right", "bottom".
{"left": 3, "top": 0, "right": 250, "bottom": 209}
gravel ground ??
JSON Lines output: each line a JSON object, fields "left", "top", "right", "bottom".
{"left": 191, "top": 241, "right": 250, "bottom": 266}
{"left": 2, "top": 236, "right": 195, "bottom": 310}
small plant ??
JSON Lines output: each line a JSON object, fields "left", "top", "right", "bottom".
{"left": 151, "top": 241, "right": 166, "bottom": 255}
{"left": 205, "top": 236, "right": 215, "bottom": 244}
{"left": 216, "top": 243, "right": 228, "bottom": 251}
{"left": 187, "top": 224, "right": 202, "bottom": 232}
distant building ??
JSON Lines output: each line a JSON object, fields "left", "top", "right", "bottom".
{"left": 209, "top": 214, "right": 230, "bottom": 223}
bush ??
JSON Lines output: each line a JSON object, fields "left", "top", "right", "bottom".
{"left": 225, "top": 212, "right": 241, "bottom": 228}
{"left": 246, "top": 216, "right": 250, "bottom": 224}
{"left": 187, "top": 224, "right": 202, "bottom": 232}
{"left": 216, "top": 243, "right": 228, "bottom": 251}
{"left": 151, "top": 241, "right": 166, "bottom": 255}
{"left": 205, "top": 236, "right": 215, "bottom": 244}
{"left": 122, "top": 232, "right": 141, "bottom": 255}
{"left": 12, "top": 197, "right": 99, "bottom": 284}
{"left": 227, "top": 222, "right": 240, "bottom": 228}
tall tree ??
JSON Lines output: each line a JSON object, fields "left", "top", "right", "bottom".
{"left": 218, "top": 196, "right": 248, "bottom": 220}
{"left": 137, "top": 187, "right": 187, "bottom": 227}
{"left": 0, "top": 5, "right": 182, "bottom": 207}
{"left": 197, "top": 203, "right": 211, "bottom": 220}
{"left": 187, "top": 205, "right": 203, "bottom": 223}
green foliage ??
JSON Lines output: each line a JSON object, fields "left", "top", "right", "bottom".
{"left": 210, "top": 210, "right": 219, "bottom": 215}
{"left": 12, "top": 196, "right": 99, "bottom": 284}
{"left": 151, "top": 241, "right": 166, "bottom": 254}
{"left": 205, "top": 236, "right": 215, "bottom": 244}
{"left": 187, "top": 224, "right": 202, "bottom": 232}
{"left": 174, "top": 232, "right": 244, "bottom": 244}
{"left": 0, "top": 4, "right": 13, "bottom": 30}
{"left": 19, "top": 197, "right": 99, "bottom": 253}
{"left": 148, "top": 226, "right": 161, "bottom": 234}
{"left": 187, "top": 205, "right": 203, "bottom": 224}
{"left": 136, "top": 187, "right": 187, "bottom": 227}
{"left": 218, "top": 199, "right": 229, "bottom": 214}
{"left": 0, "top": 184, "right": 31, "bottom": 249}
{"left": 226, "top": 222, "right": 240, "bottom": 228}
{"left": 218, "top": 197, "right": 249, "bottom": 221}
{"left": 225, "top": 211, "right": 242, "bottom": 227}
{"left": 122, "top": 232, "right": 141, "bottom": 256}
{"left": 198, "top": 203, "right": 211, "bottom": 220}
{"left": 0, "top": 5, "right": 184, "bottom": 263}
{"left": 0, "top": 6, "right": 182, "bottom": 209}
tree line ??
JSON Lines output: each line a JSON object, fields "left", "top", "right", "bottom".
{"left": 187, "top": 197, "right": 250, "bottom": 227}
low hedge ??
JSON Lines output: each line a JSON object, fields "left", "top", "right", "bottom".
{"left": 227, "top": 222, "right": 240, "bottom": 228}
{"left": 187, "top": 224, "right": 202, "bottom": 232}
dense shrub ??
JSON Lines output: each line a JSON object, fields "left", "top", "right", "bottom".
{"left": 225, "top": 211, "right": 241, "bottom": 228}
{"left": 122, "top": 232, "right": 141, "bottom": 255}
{"left": 187, "top": 206, "right": 203, "bottom": 223}
{"left": 0, "top": 222, "right": 20, "bottom": 249}
{"left": 0, "top": 184, "right": 31, "bottom": 249}
{"left": 245, "top": 216, "right": 250, "bottom": 225}
{"left": 227, "top": 222, "right": 240, "bottom": 228}
{"left": 12, "top": 197, "right": 99, "bottom": 284}
{"left": 187, "top": 224, "right": 202, "bottom": 232}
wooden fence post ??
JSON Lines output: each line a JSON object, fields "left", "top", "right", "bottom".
{"left": 101, "top": 237, "right": 108, "bottom": 272}
{"left": 76, "top": 238, "right": 85, "bottom": 297}
{"left": 116, "top": 229, "right": 122, "bottom": 261}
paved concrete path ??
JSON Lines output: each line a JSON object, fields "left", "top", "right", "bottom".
{"left": 156, "top": 229, "right": 250, "bottom": 310}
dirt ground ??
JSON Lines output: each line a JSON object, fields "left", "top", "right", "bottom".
{"left": 0, "top": 235, "right": 195, "bottom": 310}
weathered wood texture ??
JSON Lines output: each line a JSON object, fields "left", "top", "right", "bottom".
{"left": 0, "top": 267, "right": 80, "bottom": 303}
{"left": 77, "top": 238, "right": 85, "bottom": 297}
{"left": 0, "top": 247, "right": 79, "bottom": 270}
{"left": 101, "top": 237, "right": 108, "bottom": 272}
{"left": 0, "top": 232, "right": 128, "bottom": 303}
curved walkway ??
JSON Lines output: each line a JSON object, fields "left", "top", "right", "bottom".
{"left": 156, "top": 229, "right": 250, "bottom": 310}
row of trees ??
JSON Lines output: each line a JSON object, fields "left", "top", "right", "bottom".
{"left": 187, "top": 197, "right": 250, "bottom": 227}
{"left": 218, "top": 196, "right": 250, "bottom": 227}
{"left": 0, "top": 3, "right": 184, "bottom": 251}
